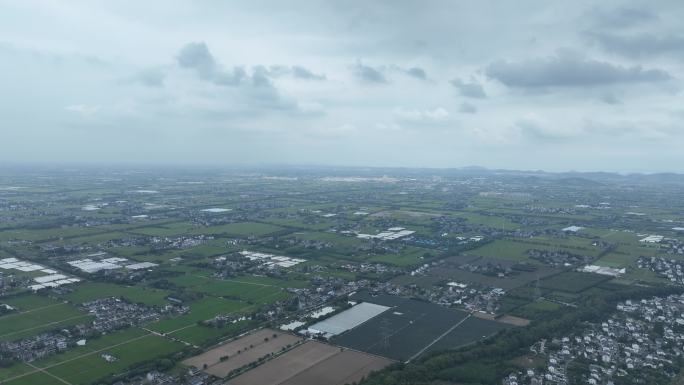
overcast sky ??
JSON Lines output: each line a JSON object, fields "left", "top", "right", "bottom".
{"left": 1, "top": 1, "right": 683, "bottom": 172}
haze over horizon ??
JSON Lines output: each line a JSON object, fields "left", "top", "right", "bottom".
{"left": 2, "top": 1, "right": 683, "bottom": 172}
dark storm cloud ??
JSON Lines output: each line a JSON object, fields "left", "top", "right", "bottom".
{"left": 450, "top": 78, "right": 487, "bottom": 98}
{"left": 486, "top": 54, "right": 672, "bottom": 88}
{"left": 351, "top": 62, "right": 387, "bottom": 84}
{"left": 587, "top": 32, "right": 684, "bottom": 58}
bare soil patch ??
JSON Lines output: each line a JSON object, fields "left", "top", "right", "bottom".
{"left": 228, "top": 341, "right": 339, "bottom": 385}
{"left": 183, "top": 328, "right": 301, "bottom": 378}
{"left": 497, "top": 315, "right": 531, "bottom": 326}
{"left": 281, "top": 349, "right": 393, "bottom": 385}
{"left": 228, "top": 341, "right": 393, "bottom": 385}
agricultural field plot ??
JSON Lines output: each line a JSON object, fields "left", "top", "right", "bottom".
{"left": 458, "top": 213, "right": 521, "bottom": 230}
{"left": 390, "top": 274, "right": 446, "bottom": 288}
{"left": 189, "top": 222, "right": 285, "bottom": 237}
{"left": 227, "top": 341, "right": 390, "bottom": 385}
{"left": 261, "top": 217, "right": 338, "bottom": 231}
{"left": 29, "top": 328, "right": 149, "bottom": 368}
{"left": 587, "top": 229, "right": 640, "bottom": 242}
{"left": 467, "top": 237, "right": 602, "bottom": 263}
{"left": 325, "top": 244, "right": 435, "bottom": 267}
{"left": 0, "top": 362, "right": 34, "bottom": 382}
{"left": 591, "top": 233, "right": 665, "bottom": 272}
{"left": 333, "top": 294, "right": 505, "bottom": 362}
{"left": 43, "top": 334, "right": 184, "bottom": 385}
{"left": 227, "top": 341, "right": 338, "bottom": 385}
{"left": 427, "top": 255, "right": 562, "bottom": 290}
{"left": 3, "top": 371, "right": 58, "bottom": 385}
{"left": 286, "top": 231, "right": 366, "bottom": 248}
{"left": 50, "top": 231, "right": 130, "bottom": 246}
{"left": 128, "top": 221, "right": 197, "bottom": 237}
{"left": 510, "top": 299, "right": 563, "bottom": 319}
{"left": 170, "top": 320, "right": 255, "bottom": 346}
{"left": 594, "top": 250, "right": 637, "bottom": 268}
{"left": 0, "top": 301, "right": 91, "bottom": 342}
{"left": 167, "top": 243, "right": 236, "bottom": 259}
{"left": 367, "top": 247, "right": 432, "bottom": 266}
{"left": 183, "top": 328, "right": 302, "bottom": 378}
{"left": 167, "top": 274, "right": 290, "bottom": 304}
{"left": 538, "top": 271, "right": 612, "bottom": 293}
{"left": 0, "top": 225, "right": 129, "bottom": 243}
{"left": 61, "top": 282, "right": 170, "bottom": 306}
{"left": 1, "top": 293, "right": 62, "bottom": 311}
{"left": 428, "top": 316, "right": 511, "bottom": 352}
{"left": 232, "top": 275, "right": 310, "bottom": 288}
{"left": 279, "top": 349, "right": 394, "bottom": 385}
{"left": 466, "top": 239, "right": 541, "bottom": 262}
{"left": 0, "top": 328, "right": 163, "bottom": 384}
{"left": 150, "top": 297, "right": 248, "bottom": 334}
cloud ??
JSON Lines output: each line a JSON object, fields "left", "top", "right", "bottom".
{"left": 4, "top": 2, "right": 684, "bottom": 172}
{"left": 175, "top": 42, "right": 317, "bottom": 115}
{"left": 587, "top": 32, "right": 684, "bottom": 58}
{"left": 349, "top": 63, "right": 427, "bottom": 83}
{"left": 261, "top": 65, "right": 326, "bottom": 80}
{"left": 177, "top": 42, "right": 218, "bottom": 80}
{"left": 291, "top": 65, "right": 326, "bottom": 80}
{"left": 393, "top": 107, "right": 449, "bottom": 124}
{"left": 134, "top": 68, "right": 165, "bottom": 87}
{"left": 486, "top": 53, "right": 672, "bottom": 88}
{"left": 177, "top": 42, "right": 246, "bottom": 85}
{"left": 459, "top": 102, "right": 477, "bottom": 114}
{"left": 405, "top": 67, "right": 427, "bottom": 80}
{"left": 600, "top": 93, "right": 622, "bottom": 105}
{"left": 590, "top": 7, "right": 658, "bottom": 29}
{"left": 450, "top": 78, "right": 487, "bottom": 98}
{"left": 515, "top": 117, "right": 579, "bottom": 141}
{"left": 351, "top": 62, "right": 387, "bottom": 84}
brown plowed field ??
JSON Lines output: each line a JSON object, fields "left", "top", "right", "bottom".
{"left": 229, "top": 341, "right": 393, "bottom": 385}
{"left": 280, "top": 349, "right": 393, "bottom": 385}
{"left": 183, "top": 328, "right": 301, "bottom": 378}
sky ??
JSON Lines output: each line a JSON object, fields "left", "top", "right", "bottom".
{"left": 1, "top": 0, "right": 683, "bottom": 172}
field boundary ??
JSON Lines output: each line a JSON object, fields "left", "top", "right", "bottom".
{"left": 406, "top": 314, "right": 472, "bottom": 363}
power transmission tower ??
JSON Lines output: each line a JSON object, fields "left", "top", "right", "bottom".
{"left": 534, "top": 273, "right": 542, "bottom": 301}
